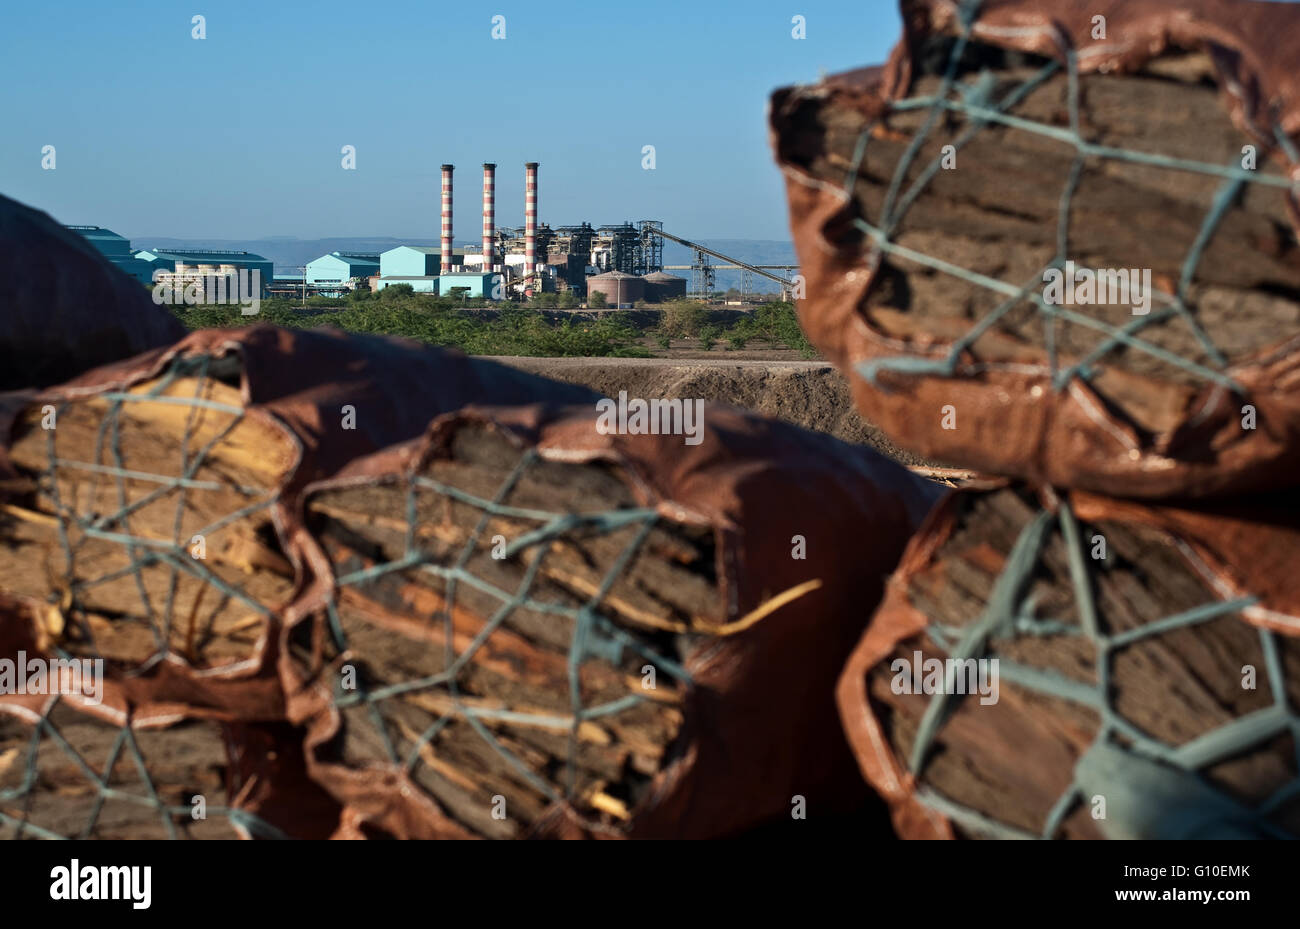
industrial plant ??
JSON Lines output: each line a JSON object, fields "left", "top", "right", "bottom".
{"left": 350, "top": 161, "right": 799, "bottom": 305}
{"left": 67, "top": 225, "right": 273, "bottom": 297}
{"left": 70, "top": 161, "right": 799, "bottom": 307}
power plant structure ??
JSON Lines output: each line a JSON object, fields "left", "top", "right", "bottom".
{"left": 74, "top": 160, "right": 799, "bottom": 305}
{"left": 440, "top": 164, "right": 454, "bottom": 276}
{"left": 278, "top": 160, "right": 802, "bottom": 304}
{"left": 524, "top": 162, "right": 539, "bottom": 278}
{"left": 481, "top": 162, "right": 497, "bottom": 276}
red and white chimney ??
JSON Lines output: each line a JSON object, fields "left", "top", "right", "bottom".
{"left": 481, "top": 163, "right": 496, "bottom": 274}
{"left": 524, "top": 162, "right": 539, "bottom": 277}
{"left": 440, "top": 164, "right": 454, "bottom": 275}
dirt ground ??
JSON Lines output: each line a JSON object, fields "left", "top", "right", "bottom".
{"left": 491, "top": 353, "right": 932, "bottom": 466}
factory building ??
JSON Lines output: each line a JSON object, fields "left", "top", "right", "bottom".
{"left": 461, "top": 252, "right": 559, "bottom": 293}
{"left": 68, "top": 164, "right": 787, "bottom": 308}
{"left": 132, "top": 254, "right": 173, "bottom": 283}
{"left": 370, "top": 159, "right": 733, "bottom": 303}
{"left": 371, "top": 163, "right": 507, "bottom": 298}
{"left": 370, "top": 271, "right": 501, "bottom": 297}
{"left": 373, "top": 161, "right": 660, "bottom": 301}
{"left": 462, "top": 252, "right": 527, "bottom": 273}
{"left": 306, "top": 252, "right": 379, "bottom": 293}
{"left": 65, "top": 225, "right": 159, "bottom": 286}
{"left": 374, "top": 276, "right": 440, "bottom": 293}
{"left": 547, "top": 253, "right": 588, "bottom": 291}
{"left": 134, "top": 247, "right": 272, "bottom": 296}
{"left": 69, "top": 225, "right": 131, "bottom": 261}
{"left": 380, "top": 245, "right": 447, "bottom": 278}
{"left": 438, "top": 272, "right": 501, "bottom": 299}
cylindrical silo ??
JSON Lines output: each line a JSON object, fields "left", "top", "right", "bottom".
{"left": 586, "top": 271, "right": 644, "bottom": 308}
{"left": 642, "top": 271, "right": 688, "bottom": 303}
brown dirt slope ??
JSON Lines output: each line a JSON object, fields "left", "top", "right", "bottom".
{"left": 491, "top": 356, "right": 934, "bottom": 466}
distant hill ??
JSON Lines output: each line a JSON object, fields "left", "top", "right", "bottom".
{"left": 131, "top": 236, "right": 798, "bottom": 292}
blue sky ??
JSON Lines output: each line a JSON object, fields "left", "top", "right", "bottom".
{"left": 0, "top": 0, "right": 901, "bottom": 241}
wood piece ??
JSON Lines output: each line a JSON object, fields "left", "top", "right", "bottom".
{"left": 304, "top": 423, "right": 741, "bottom": 837}
{"left": 781, "top": 40, "right": 1299, "bottom": 437}
{"left": 0, "top": 371, "right": 297, "bottom": 673}
{"left": 0, "top": 704, "right": 239, "bottom": 839}
{"left": 861, "top": 486, "right": 1300, "bottom": 838}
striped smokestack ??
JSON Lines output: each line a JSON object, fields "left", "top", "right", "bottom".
{"left": 440, "top": 164, "right": 454, "bottom": 276}
{"left": 524, "top": 162, "right": 539, "bottom": 277}
{"left": 481, "top": 162, "right": 496, "bottom": 274}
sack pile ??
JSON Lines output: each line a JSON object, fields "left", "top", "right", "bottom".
{"left": 0, "top": 325, "right": 938, "bottom": 838}
{"left": 771, "top": 0, "right": 1300, "bottom": 838}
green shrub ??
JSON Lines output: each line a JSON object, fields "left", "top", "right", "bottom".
{"left": 379, "top": 283, "right": 414, "bottom": 302}
{"left": 698, "top": 324, "right": 721, "bottom": 351}
{"left": 658, "top": 300, "right": 708, "bottom": 338}
{"left": 728, "top": 302, "right": 814, "bottom": 356}
{"left": 170, "top": 292, "right": 657, "bottom": 358}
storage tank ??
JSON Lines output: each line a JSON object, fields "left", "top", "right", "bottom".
{"left": 642, "top": 271, "right": 688, "bottom": 303}
{"left": 585, "top": 271, "right": 644, "bottom": 308}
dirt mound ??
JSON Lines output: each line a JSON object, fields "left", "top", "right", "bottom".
{"left": 492, "top": 357, "right": 932, "bottom": 466}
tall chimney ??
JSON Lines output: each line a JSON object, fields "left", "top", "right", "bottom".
{"left": 440, "top": 164, "right": 454, "bottom": 275}
{"left": 524, "top": 162, "right": 539, "bottom": 277}
{"left": 481, "top": 163, "right": 496, "bottom": 274}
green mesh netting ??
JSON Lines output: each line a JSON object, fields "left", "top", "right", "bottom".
{"left": 836, "top": 2, "right": 1299, "bottom": 839}
{"left": 904, "top": 498, "right": 1300, "bottom": 840}
{"left": 0, "top": 706, "right": 285, "bottom": 840}
{"left": 58, "top": 358, "right": 276, "bottom": 663}
{"left": 324, "top": 445, "right": 695, "bottom": 809}
{"left": 848, "top": 0, "right": 1297, "bottom": 395}
{"left": 1, "top": 355, "right": 287, "bottom": 839}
